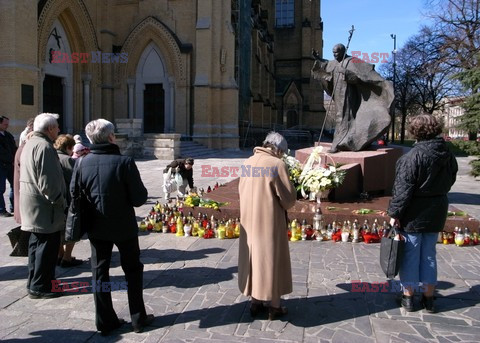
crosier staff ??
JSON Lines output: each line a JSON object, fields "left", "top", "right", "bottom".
{"left": 312, "top": 25, "right": 355, "bottom": 144}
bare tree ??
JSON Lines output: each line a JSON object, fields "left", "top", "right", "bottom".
{"left": 380, "top": 26, "right": 460, "bottom": 142}
{"left": 425, "top": 0, "right": 480, "bottom": 71}
{"left": 425, "top": 0, "right": 480, "bottom": 142}
{"left": 379, "top": 51, "right": 420, "bottom": 143}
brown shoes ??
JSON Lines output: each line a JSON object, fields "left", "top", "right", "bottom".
{"left": 422, "top": 295, "right": 435, "bottom": 313}
{"left": 250, "top": 302, "right": 267, "bottom": 317}
{"left": 133, "top": 314, "right": 154, "bottom": 333}
{"left": 268, "top": 306, "right": 288, "bottom": 320}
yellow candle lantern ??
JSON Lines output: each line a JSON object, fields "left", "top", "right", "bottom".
{"left": 192, "top": 221, "right": 199, "bottom": 236}
{"left": 176, "top": 217, "right": 184, "bottom": 237}
{"left": 290, "top": 220, "right": 298, "bottom": 241}
{"left": 234, "top": 221, "right": 240, "bottom": 238}
{"left": 139, "top": 221, "right": 147, "bottom": 232}
{"left": 226, "top": 220, "right": 234, "bottom": 239}
{"left": 154, "top": 220, "right": 162, "bottom": 232}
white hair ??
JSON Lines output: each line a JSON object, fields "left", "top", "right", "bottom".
{"left": 33, "top": 113, "right": 59, "bottom": 132}
{"left": 73, "top": 134, "right": 83, "bottom": 144}
{"left": 85, "top": 119, "right": 115, "bottom": 144}
{"left": 263, "top": 132, "right": 288, "bottom": 154}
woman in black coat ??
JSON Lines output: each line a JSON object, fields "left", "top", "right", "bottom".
{"left": 388, "top": 114, "right": 458, "bottom": 313}
{"left": 75, "top": 119, "right": 153, "bottom": 335}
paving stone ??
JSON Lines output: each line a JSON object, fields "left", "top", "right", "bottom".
{"left": 370, "top": 317, "right": 417, "bottom": 335}
{"left": 430, "top": 323, "right": 479, "bottom": 335}
{"left": 456, "top": 334, "right": 480, "bottom": 342}
{"left": 0, "top": 156, "right": 479, "bottom": 342}
{"left": 331, "top": 329, "right": 376, "bottom": 343}
{"left": 398, "top": 332, "right": 431, "bottom": 343}
{"left": 422, "top": 314, "right": 471, "bottom": 326}
{"left": 411, "top": 324, "right": 434, "bottom": 339}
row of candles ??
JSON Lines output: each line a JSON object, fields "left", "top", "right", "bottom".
{"left": 138, "top": 200, "right": 479, "bottom": 245}
{"left": 444, "top": 227, "right": 479, "bottom": 246}
{"left": 138, "top": 201, "right": 240, "bottom": 238}
{"left": 290, "top": 208, "right": 384, "bottom": 243}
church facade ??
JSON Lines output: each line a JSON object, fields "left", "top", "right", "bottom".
{"left": 0, "top": 0, "right": 323, "bottom": 150}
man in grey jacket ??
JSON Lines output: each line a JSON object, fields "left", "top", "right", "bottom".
{"left": 20, "top": 113, "right": 66, "bottom": 299}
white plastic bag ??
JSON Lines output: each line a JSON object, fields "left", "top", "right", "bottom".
{"left": 163, "top": 167, "right": 178, "bottom": 193}
{"left": 174, "top": 172, "right": 183, "bottom": 187}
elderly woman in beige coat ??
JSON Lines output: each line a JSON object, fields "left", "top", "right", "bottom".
{"left": 238, "top": 132, "right": 297, "bottom": 320}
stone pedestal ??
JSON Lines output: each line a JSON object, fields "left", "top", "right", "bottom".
{"left": 115, "top": 119, "right": 143, "bottom": 138}
{"left": 143, "top": 133, "right": 181, "bottom": 160}
{"left": 295, "top": 143, "right": 403, "bottom": 200}
{"left": 188, "top": 178, "right": 479, "bottom": 233}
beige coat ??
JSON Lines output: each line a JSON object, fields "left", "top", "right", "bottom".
{"left": 238, "top": 147, "right": 297, "bottom": 300}
{"left": 20, "top": 132, "right": 66, "bottom": 233}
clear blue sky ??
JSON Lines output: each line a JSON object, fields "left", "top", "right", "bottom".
{"left": 321, "top": 0, "right": 431, "bottom": 65}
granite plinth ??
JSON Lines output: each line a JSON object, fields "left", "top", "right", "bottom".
{"left": 188, "top": 178, "right": 479, "bottom": 233}
{"left": 295, "top": 143, "right": 403, "bottom": 200}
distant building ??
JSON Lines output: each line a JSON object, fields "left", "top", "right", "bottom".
{"left": 0, "top": 0, "right": 323, "bottom": 152}
{"left": 240, "top": 0, "right": 324, "bottom": 145}
{"left": 439, "top": 97, "right": 467, "bottom": 138}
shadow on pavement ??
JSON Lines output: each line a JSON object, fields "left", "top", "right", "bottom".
{"left": 0, "top": 248, "right": 227, "bottom": 282}
{"left": 3, "top": 285, "right": 479, "bottom": 340}
{"left": 140, "top": 247, "right": 226, "bottom": 264}
{"left": 2, "top": 329, "right": 98, "bottom": 342}
{"left": 448, "top": 192, "right": 480, "bottom": 206}
{"left": 0, "top": 265, "right": 28, "bottom": 281}
{"left": 56, "top": 266, "right": 237, "bottom": 295}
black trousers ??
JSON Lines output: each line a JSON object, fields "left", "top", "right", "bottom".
{"left": 27, "top": 231, "right": 61, "bottom": 292}
{"left": 89, "top": 237, "right": 147, "bottom": 331}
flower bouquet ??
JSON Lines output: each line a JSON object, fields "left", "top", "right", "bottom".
{"left": 297, "top": 147, "right": 346, "bottom": 199}
{"left": 282, "top": 152, "right": 303, "bottom": 188}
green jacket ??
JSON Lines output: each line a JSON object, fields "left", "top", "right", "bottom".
{"left": 20, "top": 132, "right": 66, "bottom": 233}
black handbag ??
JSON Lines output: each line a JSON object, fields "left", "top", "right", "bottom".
{"left": 65, "top": 157, "right": 88, "bottom": 242}
{"left": 6, "top": 226, "right": 30, "bottom": 257}
{"left": 379, "top": 226, "right": 405, "bottom": 279}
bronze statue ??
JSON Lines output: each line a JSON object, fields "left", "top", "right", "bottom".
{"left": 312, "top": 44, "right": 393, "bottom": 153}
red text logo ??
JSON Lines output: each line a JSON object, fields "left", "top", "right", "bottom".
{"left": 351, "top": 51, "right": 390, "bottom": 64}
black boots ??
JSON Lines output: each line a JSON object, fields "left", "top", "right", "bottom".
{"left": 421, "top": 295, "right": 435, "bottom": 313}
{"left": 401, "top": 295, "right": 414, "bottom": 312}
{"left": 400, "top": 294, "right": 436, "bottom": 313}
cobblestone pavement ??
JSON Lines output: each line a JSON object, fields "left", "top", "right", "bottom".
{"left": 0, "top": 153, "right": 479, "bottom": 342}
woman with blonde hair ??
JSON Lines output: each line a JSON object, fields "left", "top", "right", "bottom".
{"left": 54, "top": 134, "right": 84, "bottom": 267}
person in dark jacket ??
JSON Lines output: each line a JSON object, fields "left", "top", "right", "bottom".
{"left": 162, "top": 157, "right": 194, "bottom": 199}
{"left": 54, "top": 134, "right": 84, "bottom": 268}
{"left": 0, "top": 115, "right": 17, "bottom": 216}
{"left": 76, "top": 119, "right": 153, "bottom": 335}
{"left": 388, "top": 114, "right": 458, "bottom": 313}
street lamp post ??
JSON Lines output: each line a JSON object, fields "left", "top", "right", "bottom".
{"left": 390, "top": 34, "right": 397, "bottom": 143}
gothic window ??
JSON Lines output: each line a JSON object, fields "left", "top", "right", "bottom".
{"left": 275, "top": 0, "right": 294, "bottom": 28}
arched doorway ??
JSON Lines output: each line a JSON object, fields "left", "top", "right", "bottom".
{"left": 135, "top": 43, "right": 173, "bottom": 133}
{"left": 286, "top": 109, "right": 299, "bottom": 128}
{"left": 42, "top": 19, "right": 73, "bottom": 133}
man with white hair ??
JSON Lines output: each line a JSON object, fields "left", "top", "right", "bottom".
{"left": 75, "top": 118, "right": 153, "bottom": 335}
{"left": 20, "top": 113, "right": 65, "bottom": 299}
